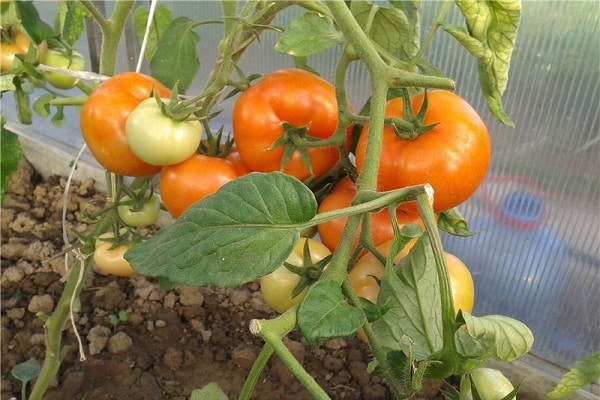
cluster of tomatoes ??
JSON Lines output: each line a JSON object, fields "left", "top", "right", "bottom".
{"left": 79, "top": 67, "right": 489, "bottom": 317}
{"left": 1, "top": 26, "right": 86, "bottom": 89}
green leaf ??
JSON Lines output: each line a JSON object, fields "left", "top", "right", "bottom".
{"left": 11, "top": 358, "right": 41, "bottom": 383}
{"left": 33, "top": 93, "right": 54, "bottom": 118}
{"left": 275, "top": 12, "right": 343, "bottom": 57}
{"left": 133, "top": 5, "right": 173, "bottom": 62}
{"left": 445, "top": 0, "right": 521, "bottom": 126}
{"left": 297, "top": 278, "right": 367, "bottom": 346}
{"left": 459, "top": 312, "right": 533, "bottom": 362}
{"left": 373, "top": 235, "right": 443, "bottom": 360}
{"left": 125, "top": 172, "right": 316, "bottom": 287}
{"left": 50, "top": 106, "right": 66, "bottom": 128}
{"left": 351, "top": 2, "right": 410, "bottom": 54}
{"left": 1, "top": 127, "right": 23, "bottom": 204}
{"left": 58, "top": 1, "right": 90, "bottom": 46}
{"left": 14, "top": 87, "right": 32, "bottom": 125}
{"left": 0, "top": 75, "right": 17, "bottom": 92}
{"left": 190, "top": 382, "right": 228, "bottom": 400}
{"left": 15, "top": 1, "right": 55, "bottom": 44}
{"left": 150, "top": 17, "right": 200, "bottom": 93}
{"left": 437, "top": 208, "right": 473, "bottom": 237}
{"left": 547, "top": 351, "right": 600, "bottom": 398}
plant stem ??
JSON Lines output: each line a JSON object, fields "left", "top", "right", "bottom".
{"left": 416, "top": 189, "right": 459, "bottom": 376}
{"left": 198, "top": 0, "right": 293, "bottom": 117}
{"left": 28, "top": 256, "right": 93, "bottom": 400}
{"left": 407, "top": 0, "right": 453, "bottom": 71}
{"left": 237, "top": 344, "right": 274, "bottom": 400}
{"left": 250, "top": 310, "right": 331, "bottom": 400}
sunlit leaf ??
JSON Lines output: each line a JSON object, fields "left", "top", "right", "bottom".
{"left": 459, "top": 312, "right": 533, "bottom": 361}
{"left": 275, "top": 12, "right": 343, "bottom": 57}
{"left": 445, "top": 0, "right": 521, "bottom": 126}
{"left": 548, "top": 351, "right": 600, "bottom": 398}
{"left": 133, "top": 5, "right": 173, "bottom": 61}
{"left": 373, "top": 235, "right": 443, "bottom": 360}
{"left": 150, "top": 17, "right": 200, "bottom": 93}
{"left": 297, "top": 278, "right": 366, "bottom": 345}
{"left": 125, "top": 172, "right": 316, "bottom": 287}
{"left": 351, "top": 2, "right": 410, "bottom": 54}
{"left": 437, "top": 208, "right": 473, "bottom": 237}
{"left": 57, "top": 1, "right": 90, "bottom": 45}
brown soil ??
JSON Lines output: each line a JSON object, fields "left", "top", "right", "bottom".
{"left": 1, "top": 158, "right": 449, "bottom": 400}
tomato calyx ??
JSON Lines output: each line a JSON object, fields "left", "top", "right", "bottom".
{"left": 387, "top": 89, "right": 438, "bottom": 140}
{"left": 268, "top": 122, "right": 320, "bottom": 175}
{"left": 283, "top": 239, "right": 332, "bottom": 298}
{"left": 199, "top": 125, "right": 234, "bottom": 158}
{"left": 152, "top": 86, "right": 203, "bottom": 123}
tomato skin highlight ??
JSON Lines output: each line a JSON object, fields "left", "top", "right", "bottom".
{"left": 93, "top": 232, "right": 136, "bottom": 277}
{"left": 317, "top": 177, "right": 425, "bottom": 251}
{"left": 355, "top": 90, "right": 491, "bottom": 213}
{"left": 260, "top": 238, "right": 331, "bottom": 314}
{"left": 232, "top": 68, "right": 344, "bottom": 180}
{"left": 41, "top": 49, "right": 85, "bottom": 89}
{"left": 125, "top": 97, "right": 202, "bottom": 166}
{"left": 159, "top": 153, "right": 239, "bottom": 218}
{"left": 80, "top": 72, "right": 171, "bottom": 176}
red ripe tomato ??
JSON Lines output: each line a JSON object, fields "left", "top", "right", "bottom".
{"left": 355, "top": 90, "right": 491, "bottom": 213}
{"left": 317, "top": 177, "right": 425, "bottom": 251}
{"left": 232, "top": 68, "right": 345, "bottom": 181}
{"left": 80, "top": 72, "right": 171, "bottom": 176}
{"left": 159, "top": 153, "right": 239, "bottom": 218}
{"left": 224, "top": 146, "right": 252, "bottom": 176}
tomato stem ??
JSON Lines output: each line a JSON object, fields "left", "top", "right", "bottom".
{"left": 249, "top": 309, "right": 331, "bottom": 400}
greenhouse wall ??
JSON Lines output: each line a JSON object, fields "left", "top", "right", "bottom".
{"left": 3, "top": 0, "right": 598, "bottom": 389}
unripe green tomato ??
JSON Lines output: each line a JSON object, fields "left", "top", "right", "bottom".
{"left": 42, "top": 49, "right": 85, "bottom": 89}
{"left": 459, "top": 368, "right": 516, "bottom": 400}
{"left": 260, "top": 238, "right": 331, "bottom": 313}
{"left": 117, "top": 194, "right": 160, "bottom": 227}
{"left": 125, "top": 97, "right": 203, "bottom": 166}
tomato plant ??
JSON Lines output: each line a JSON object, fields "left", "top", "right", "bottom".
{"left": 80, "top": 72, "right": 171, "bottom": 176}
{"left": 93, "top": 231, "right": 136, "bottom": 277}
{"left": 260, "top": 238, "right": 332, "bottom": 314}
{"left": 459, "top": 367, "right": 517, "bottom": 400}
{"left": 355, "top": 90, "right": 491, "bottom": 213}
{"left": 125, "top": 97, "right": 202, "bottom": 166}
{"left": 3, "top": 2, "right": 530, "bottom": 399}
{"left": 159, "top": 153, "right": 239, "bottom": 218}
{"left": 117, "top": 193, "right": 160, "bottom": 227}
{"left": 232, "top": 68, "right": 346, "bottom": 181}
{"left": 317, "top": 177, "right": 425, "bottom": 251}
{"left": 41, "top": 48, "right": 85, "bottom": 89}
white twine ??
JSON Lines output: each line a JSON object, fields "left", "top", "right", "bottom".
{"left": 136, "top": 0, "right": 159, "bottom": 73}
